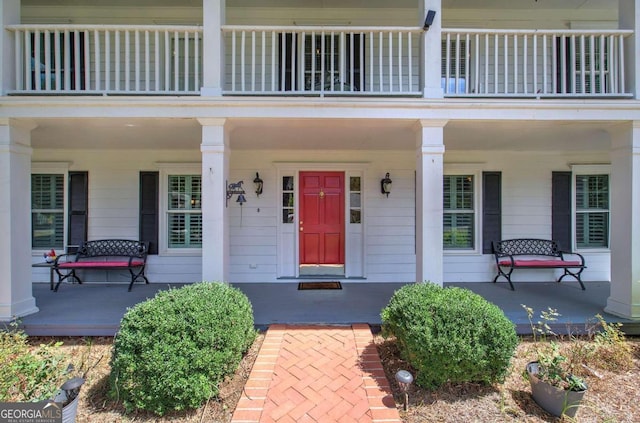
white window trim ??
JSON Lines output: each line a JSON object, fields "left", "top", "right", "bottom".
{"left": 571, "top": 164, "right": 611, "bottom": 253}
{"left": 31, "top": 162, "right": 71, "bottom": 255}
{"left": 443, "top": 165, "right": 482, "bottom": 255}
{"left": 158, "top": 163, "right": 202, "bottom": 256}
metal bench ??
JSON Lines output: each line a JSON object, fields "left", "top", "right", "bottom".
{"left": 53, "top": 239, "right": 149, "bottom": 292}
{"left": 492, "top": 238, "right": 586, "bottom": 291}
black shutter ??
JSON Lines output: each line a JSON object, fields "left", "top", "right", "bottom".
{"left": 139, "top": 172, "right": 159, "bottom": 255}
{"left": 67, "top": 171, "right": 88, "bottom": 253}
{"left": 482, "top": 172, "right": 501, "bottom": 254}
{"left": 552, "top": 171, "right": 572, "bottom": 251}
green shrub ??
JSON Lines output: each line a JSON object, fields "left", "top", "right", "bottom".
{"left": 381, "top": 282, "right": 518, "bottom": 389}
{"left": 109, "top": 282, "right": 256, "bottom": 415}
{"left": 0, "top": 324, "right": 69, "bottom": 402}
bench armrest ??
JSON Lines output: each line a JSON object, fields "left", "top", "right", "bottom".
{"left": 53, "top": 253, "right": 76, "bottom": 265}
{"left": 559, "top": 251, "right": 585, "bottom": 266}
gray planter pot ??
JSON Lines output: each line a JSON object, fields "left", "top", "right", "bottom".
{"left": 526, "top": 362, "right": 586, "bottom": 418}
{"left": 53, "top": 377, "right": 85, "bottom": 423}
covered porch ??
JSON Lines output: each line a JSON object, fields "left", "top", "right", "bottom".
{"left": 17, "top": 281, "right": 640, "bottom": 337}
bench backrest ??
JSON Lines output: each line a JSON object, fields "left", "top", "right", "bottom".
{"left": 77, "top": 239, "right": 148, "bottom": 259}
{"left": 493, "top": 239, "right": 561, "bottom": 257}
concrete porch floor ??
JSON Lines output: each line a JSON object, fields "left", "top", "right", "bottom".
{"left": 12, "top": 281, "right": 640, "bottom": 336}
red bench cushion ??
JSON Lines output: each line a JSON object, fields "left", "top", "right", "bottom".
{"left": 498, "top": 259, "right": 582, "bottom": 267}
{"left": 58, "top": 260, "right": 144, "bottom": 268}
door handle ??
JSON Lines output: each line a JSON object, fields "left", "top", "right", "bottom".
{"left": 300, "top": 227, "right": 304, "bottom": 231}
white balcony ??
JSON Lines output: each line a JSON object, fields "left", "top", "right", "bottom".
{"left": 5, "top": 24, "right": 635, "bottom": 99}
{"left": 442, "top": 29, "right": 634, "bottom": 98}
{"left": 7, "top": 24, "right": 203, "bottom": 95}
{"left": 222, "top": 25, "right": 423, "bottom": 96}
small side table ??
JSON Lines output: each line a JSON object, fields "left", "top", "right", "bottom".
{"left": 32, "top": 262, "right": 55, "bottom": 290}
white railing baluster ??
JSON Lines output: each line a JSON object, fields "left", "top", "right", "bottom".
{"left": 408, "top": 32, "right": 413, "bottom": 93}
{"left": 184, "top": 31, "right": 189, "bottom": 92}
{"left": 135, "top": 30, "right": 140, "bottom": 91}
{"left": 250, "top": 30, "right": 255, "bottom": 92}
{"left": 484, "top": 34, "right": 489, "bottom": 94}
{"left": 153, "top": 31, "right": 159, "bottom": 92}
{"left": 503, "top": 34, "right": 508, "bottom": 94}
{"left": 532, "top": 34, "right": 537, "bottom": 95}
{"left": 54, "top": 30, "right": 61, "bottom": 90}
{"left": 599, "top": 35, "right": 605, "bottom": 94}
{"left": 240, "top": 31, "right": 246, "bottom": 92}
{"left": 610, "top": 35, "right": 617, "bottom": 93}
{"left": 83, "top": 31, "right": 91, "bottom": 90}
{"left": 231, "top": 30, "right": 236, "bottom": 92}
{"left": 589, "top": 35, "right": 595, "bottom": 94}
{"left": 542, "top": 34, "right": 547, "bottom": 95}
{"left": 331, "top": 32, "right": 336, "bottom": 91}
{"left": 15, "top": 31, "right": 22, "bottom": 91}
{"left": 619, "top": 34, "right": 625, "bottom": 94}
{"left": 514, "top": 34, "right": 518, "bottom": 94}
{"left": 173, "top": 31, "right": 179, "bottom": 92}
{"left": 388, "top": 32, "right": 393, "bottom": 92}
{"left": 271, "top": 31, "right": 276, "bottom": 91}
{"left": 579, "top": 35, "right": 585, "bottom": 94}
{"left": 261, "top": 31, "right": 265, "bottom": 92}
{"left": 195, "top": 31, "right": 200, "bottom": 93}
{"left": 474, "top": 33, "right": 479, "bottom": 94}
{"left": 444, "top": 32, "right": 450, "bottom": 94}
{"left": 95, "top": 29, "right": 101, "bottom": 92}
{"left": 144, "top": 30, "right": 150, "bottom": 92}
{"left": 115, "top": 30, "right": 121, "bottom": 91}
{"left": 105, "top": 30, "right": 111, "bottom": 92}
{"left": 125, "top": 30, "right": 130, "bottom": 91}
{"left": 397, "top": 32, "right": 402, "bottom": 92}
{"left": 44, "top": 30, "right": 51, "bottom": 91}
{"left": 320, "top": 32, "right": 325, "bottom": 93}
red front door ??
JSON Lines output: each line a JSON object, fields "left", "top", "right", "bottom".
{"left": 299, "top": 172, "right": 345, "bottom": 266}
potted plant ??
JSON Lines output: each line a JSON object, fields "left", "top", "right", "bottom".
{"left": 522, "top": 305, "right": 588, "bottom": 418}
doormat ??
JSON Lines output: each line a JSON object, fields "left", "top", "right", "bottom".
{"left": 297, "top": 281, "right": 342, "bottom": 290}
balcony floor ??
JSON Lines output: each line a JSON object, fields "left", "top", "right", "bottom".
{"left": 14, "top": 281, "right": 640, "bottom": 337}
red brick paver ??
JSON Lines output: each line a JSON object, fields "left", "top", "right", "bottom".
{"left": 231, "top": 324, "right": 401, "bottom": 423}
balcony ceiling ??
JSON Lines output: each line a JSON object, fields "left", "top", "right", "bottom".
{"left": 21, "top": 0, "right": 614, "bottom": 10}
{"left": 27, "top": 117, "right": 617, "bottom": 152}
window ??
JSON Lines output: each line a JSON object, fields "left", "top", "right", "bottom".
{"left": 441, "top": 39, "right": 466, "bottom": 93}
{"left": 555, "top": 35, "right": 610, "bottom": 94}
{"left": 30, "top": 31, "right": 86, "bottom": 90}
{"left": 282, "top": 176, "right": 295, "bottom": 224}
{"left": 167, "top": 175, "right": 202, "bottom": 249}
{"left": 31, "top": 174, "right": 64, "bottom": 249}
{"left": 279, "top": 33, "right": 363, "bottom": 92}
{"left": 575, "top": 173, "right": 609, "bottom": 249}
{"left": 349, "top": 177, "right": 362, "bottom": 224}
{"left": 443, "top": 174, "right": 475, "bottom": 250}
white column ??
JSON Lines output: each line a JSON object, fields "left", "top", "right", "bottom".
{"left": 0, "top": 119, "right": 38, "bottom": 320}
{"left": 415, "top": 120, "right": 447, "bottom": 285}
{"left": 199, "top": 118, "right": 229, "bottom": 282}
{"left": 606, "top": 121, "right": 640, "bottom": 319}
{"left": 619, "top": 0, "right": 640, "bottom": 98}
{"left": 201, "top": 0, "right": 225, "bottom": 96}
{"left": 1, "top": 0, "right": 20, "bottom": 96}
{"left": 419, "top": 0, "right": 443, "bottom": 98}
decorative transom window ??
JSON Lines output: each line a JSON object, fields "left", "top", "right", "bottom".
{"left": 443, "top": 174, "right": 475, "bottom": 250}
{"left": 31, "top": 174, "right": 65, "bottom": 249}
{"left": 575, "top": 172, "right": 609, "bottom": 249}
{"left": 167, "top": 175, "right": 202, "bottom": 249}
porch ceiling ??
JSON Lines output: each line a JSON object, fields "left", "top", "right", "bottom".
{"left": 27, "top": 117, "right": 621, "bottom": 152}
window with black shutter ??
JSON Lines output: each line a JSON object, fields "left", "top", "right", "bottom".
{"left": 482, "top": 172, "right": 501, "bottom": 254}
{"left": 67, "top": 171, "right": 88, "bottom": 253}
{"left": 140, "top": 172, "right": 159, "bottom": 255}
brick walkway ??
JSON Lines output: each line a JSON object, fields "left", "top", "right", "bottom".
{"left": 231, "top": 324, "right": 402, "bottom": 423}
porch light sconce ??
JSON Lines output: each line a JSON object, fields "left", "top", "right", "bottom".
{"left": 381, "top": 172, "right": 392, "bottom": 197}
{"left": 395, "top": 369, "right": 414, "bottom": 411}
{"left": 226, "top": 180, "right": 246, "bottom": 207}
{"left": 253, "top": 172, "right": 264, "bottom": 197}
{"left": 423, "top": 9, "right": 436, "bottom": 31}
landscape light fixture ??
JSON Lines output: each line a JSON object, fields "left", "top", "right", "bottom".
{"left": 395, "top": 369, "right": 414, "bottom": 411}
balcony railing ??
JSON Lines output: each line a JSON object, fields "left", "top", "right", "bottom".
{"left": 7, "top": 24, "right": 203, "bottom": 95}
{"left": 222, "top": 25, "right": 424, "bottom": 96}
{"left": 442, "top": 29, "right": 634, "bottom": 98}
{"left": 5, "top": 24, "right": 635, "bottom": 99}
